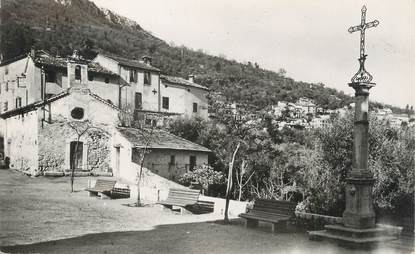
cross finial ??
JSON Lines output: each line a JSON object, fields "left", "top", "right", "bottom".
{"left": 348, "top": 6, "right": 379, "bottom": 84}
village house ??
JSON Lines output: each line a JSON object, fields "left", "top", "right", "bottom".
{"left": 160, "top": 75, "right": 209, "bottom": 119}
{"left": 0, "top": 50, "right": 211, "bottom": 182}
{"left": 92, "top": 54, "right": 210, "bottom": 122}
{"left": 112, "top": 127, "right": 210, "bottom": 183}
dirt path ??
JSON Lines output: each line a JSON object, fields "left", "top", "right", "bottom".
{"left": 0, "top": 169, "right": 402, "bottom": 254}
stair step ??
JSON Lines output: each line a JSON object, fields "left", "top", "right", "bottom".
{"left": 309, "top": 230, "right": 396, "bottom": 244}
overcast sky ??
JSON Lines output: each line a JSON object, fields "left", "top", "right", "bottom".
{"left": 93, "top": 0, "right": 414, "bottom": 108}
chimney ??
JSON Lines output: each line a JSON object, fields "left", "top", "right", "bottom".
{"left": 142, "top": 56, "right": 152, "bottom": 65}
{"left": 188, "top": 74, "right": 194, "bottom": 83}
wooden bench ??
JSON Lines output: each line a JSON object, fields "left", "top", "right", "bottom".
{"left": 157, "top": 188, "right": 201, "bottom": 213}
{"left": 239, "top": 199, "right": 297, "bottom": 233}
{"left": 85, "top": 179, "right": 116, "bottom": 198}
{"left": 110, "top": 187, "right": 131, "bottom": 199}
{"left": 189, "top": 200, "right": 215, "bottom": 214}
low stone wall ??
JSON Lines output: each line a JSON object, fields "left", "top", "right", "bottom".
{"left": 199, "top": 196, "right": 248, "bottom": 217}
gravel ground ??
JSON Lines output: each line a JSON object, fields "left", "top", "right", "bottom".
{"left": 0, "top": 169, "right": 403, "bottom": 254}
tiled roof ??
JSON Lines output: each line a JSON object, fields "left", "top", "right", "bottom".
{"left": 32, "top": 51, "right": 117, "bottom": 76}
{"left": 103, "top": 54, "right": 160, "bottom": 72}
{"left": 0, "top": 90, "right": 123, "bottom": 119}
{"left": 117, "top": 127, "right": 211, "bottom": 152}
{"left": 160, "top": 75, "right": 209, "bottom": 91}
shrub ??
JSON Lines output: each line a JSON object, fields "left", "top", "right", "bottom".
{"left": 178, "top": 165, "right": 225, "bottom": 193}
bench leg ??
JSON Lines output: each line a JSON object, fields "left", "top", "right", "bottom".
{"left": 272, "top": 221, "right": 288, "bottom": 233}
{"left": 245, "top": 218, "right": 259, "bottom": 229}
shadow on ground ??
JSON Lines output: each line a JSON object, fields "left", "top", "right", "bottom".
{"left": 0, "top": 219, "right": 397, "bottom": 254}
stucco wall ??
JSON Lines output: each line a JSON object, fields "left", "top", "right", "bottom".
{"left": 111, "top": 130, "right": 208, "bottom": 183}
{"left": 159, "top": 83, "right": 186, "bottom": 114}
{"left": 49, "top": 89, "right": 120, "bottom": 126}
{"left": 87, "top": 76, "right": 119, "bottom": 104}
{"left": 0, "top": 57, "right": 34, "bottom": 113}
{"left": 159, "top": 80, "right": 209, "bottom": 119}
{"left": 3, "top": 109, "right": 39, "bottom": 174}
{"left": 142, "top": 149, "right": 208, "bottom": 181}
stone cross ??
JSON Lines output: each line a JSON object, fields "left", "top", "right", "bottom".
{"left": 348, "top": 5, "right": 379, "bottom": 59}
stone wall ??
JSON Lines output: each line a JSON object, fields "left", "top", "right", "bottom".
{"left": 38, "top": 120, "right": 112, "bottom": 173}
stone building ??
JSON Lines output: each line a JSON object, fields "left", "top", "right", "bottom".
{"left": 0, "top": 50, "right": 211, "bottom": 181}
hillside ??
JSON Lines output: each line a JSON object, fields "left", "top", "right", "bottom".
{"left": 0, "top": 0, "right": 364, "bottom": 110}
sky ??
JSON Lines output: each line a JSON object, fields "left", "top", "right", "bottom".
{"left": 93, "top": 0, "right": 414, "bottom": 108}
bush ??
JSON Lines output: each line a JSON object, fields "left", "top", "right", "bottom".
{"left": 178, "top": 165, "right": 225, "bottom": 194}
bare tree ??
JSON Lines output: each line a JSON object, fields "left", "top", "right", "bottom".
{"left": 224, "top": 142, "right": 240, "bottom": 224}
{"left": 235, "top": 159, "right": 255, "bottom": 201}
{"left": 135, "top": 126, "right": 156, "bottom": 207}
{"left": 67, "top": 120, "right": 108, "bottom": 192}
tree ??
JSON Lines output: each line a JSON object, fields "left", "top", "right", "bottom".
{"left": 235, "top": 159, "right": 255, "bottom": 201}
{"left": 67, "top": 120, "right": 108, "bottom": 192}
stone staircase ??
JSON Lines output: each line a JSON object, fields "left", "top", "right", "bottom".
{"left": 309, "top": 224, "right": 399, "bottom": 249}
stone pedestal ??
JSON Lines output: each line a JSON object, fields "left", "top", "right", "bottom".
{"left": 343, "top": 177, "right": 375, "bottom": 229}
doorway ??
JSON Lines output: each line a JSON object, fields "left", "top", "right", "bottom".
{"left": 70, "top": 141, "right": 83, "bottom": 170}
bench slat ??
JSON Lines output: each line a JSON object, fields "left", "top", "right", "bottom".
{"left": 239, "top": 199, "right": 297, "bottom": 225}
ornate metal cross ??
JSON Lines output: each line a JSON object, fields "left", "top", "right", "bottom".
{"left": 348, "top": 6, "right": 379, "bottom": 83}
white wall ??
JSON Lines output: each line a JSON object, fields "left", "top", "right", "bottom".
{"left": 49, "top": 89, "right": 120, "bottom": 126}
{"left": 3, "top": 109, "right": 39, "bottom": 174}
{"left": 160, "top": 80, "right": 209, "bottom": 119}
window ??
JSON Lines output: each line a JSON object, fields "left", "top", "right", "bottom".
{"left": 145, "top": 118, "right": 152, "bottom": 125}
{"left": 135, "top": 92, "right": 142, "bottom": 110}
{"left": 193, "top": 102, "right": 198, "bottom": 113}
{"left": 104, "top": 77, "right": 109, "bottom": 83}
{"left": 189, "top": 156, "right": 196, "bottom": 171}
{"left": 162, "top": 97, "right": 169, "bottom": 110}
{"left": 75, "top": 65, "right": 81, "bottom": 80}
{"left": 45, "top": 70, "right": 56, "bottom": 83}
{"left": 129, "top": 69, "right": 137, "bottom": 83}
{"left": 88, "top": 73, "right": 94, "bottom": 81}
{"left": 5, "top": 82, "right": 8, "bottom": 92}
{"left": 4, "top": 102, "right": 8, "bottom": 112}
{"left": 15, "top": 97, "right": 22, "bottom": 108}
{"left": 144, "top": 71, "right": 151, "bottom": 85}
{"left": 5, "top": 66, "right": 8, "bottom": 75}
{"left": 170, "top": 155, "right": 175, "bottom": 165}
{"left": 70, "top": 107, "right": 84, "bottom": 120}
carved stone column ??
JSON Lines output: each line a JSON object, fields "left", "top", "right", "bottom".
{"left": 342, "top": 82, "right": 376, "bottom": 229}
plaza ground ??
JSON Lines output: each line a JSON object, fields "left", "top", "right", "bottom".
{"left": 0, "top": 169, "right": 406, "bottom": 254}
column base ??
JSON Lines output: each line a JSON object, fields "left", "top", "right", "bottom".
{"left": 343, "top": 176, "right": 376, "bottom": 229}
